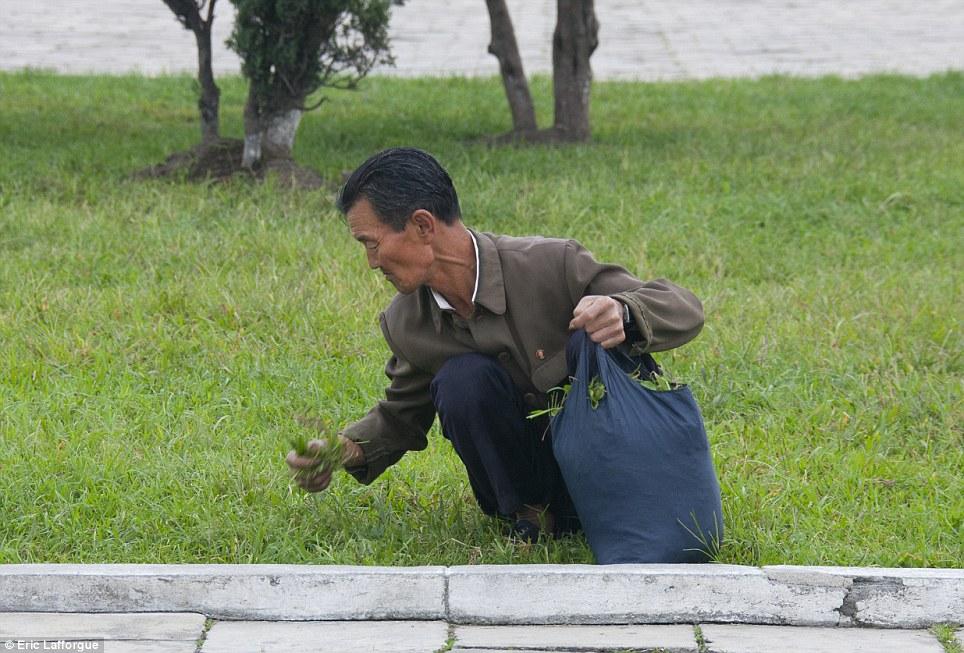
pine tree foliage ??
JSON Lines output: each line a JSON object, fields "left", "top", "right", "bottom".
{"left": 228, "top": 0, "right": 394, "bottom": 114}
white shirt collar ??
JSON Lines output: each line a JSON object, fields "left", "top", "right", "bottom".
{"left": 431, "top": 230, "right": 479, "bottom": 312}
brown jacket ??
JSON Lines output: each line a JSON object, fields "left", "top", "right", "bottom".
{"left": 342, "top": 230, "right": 704, "bottom": 483}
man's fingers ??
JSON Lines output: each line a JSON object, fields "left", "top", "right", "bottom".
{"left": 286, "top": 450, "right": 324, "bottom": 470}
{"left": 285, "top": 450, "right": 304, "bottom": 467}
{"left": 304, "top": 471, "right": 332, "bottom": 492}
{"left": 287, "top": 436, "right": 345, "bottom": 493}
{"left": 589, "top": 323, "right": 626, "bottom": 349}
{"left": 569, "top": 297, "right": 606, "bottom": 330}
{"left": 299, "top": 476, "right": 331, "bottom": 493}
{"left": 576, "top": 306, "right": 621, "bottom": 336}
{"left": 598, "top": 332, "right": 627, "bottom": 349}
{"left": 306, "top": 439, "right": 326, "bottom": 455}
{"left": 286, "top": 437, "right": 340, "bottom": 470}
{"left": 294, "top": 468, "right": 332, "bottom": 492}
{"left": 569, "top": 310, "right": 600, "bottom": 330}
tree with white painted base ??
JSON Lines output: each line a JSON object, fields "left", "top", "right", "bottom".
{"left": 228, "top": 0, "right": 393, "bottom": 170}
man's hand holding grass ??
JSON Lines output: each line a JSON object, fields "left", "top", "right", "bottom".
{"left": 286, "top": 435, "right": 365, "bottom": 493}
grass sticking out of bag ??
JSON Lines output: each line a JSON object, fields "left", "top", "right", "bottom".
{"left": 588, "top": 376, "right": 607, "bottom": 409}
{"left": 528, "top": 368, "right": 674, "bottom": 420}
{"left": 633, "top": 370, "right": 675, "bottom": 393}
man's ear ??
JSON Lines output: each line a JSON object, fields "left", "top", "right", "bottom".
{"left": 410, "top": 209, "right": 436, "bottom": 240}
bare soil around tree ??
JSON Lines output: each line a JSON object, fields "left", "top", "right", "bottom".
{"left": 133, "top": 138, "right": 325, "bottom": 190}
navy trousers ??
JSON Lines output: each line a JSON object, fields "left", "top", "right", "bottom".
{"left": 430, "top": 352, "right": 580, "bottom": 534}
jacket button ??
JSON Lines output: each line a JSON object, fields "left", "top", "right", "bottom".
{"left": 523, "top": 392, "right": 537, "bottom": 406}
{"left": 498, "top": 351, "right": 511, "bottom": 363}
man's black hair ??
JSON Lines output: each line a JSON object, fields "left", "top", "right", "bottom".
{"left": 336, "top": 147, "right": 462, "bottom": 231}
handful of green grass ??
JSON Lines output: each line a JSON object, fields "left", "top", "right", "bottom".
{"left": 289, "top": 416, "right": 344, "bottom": 473}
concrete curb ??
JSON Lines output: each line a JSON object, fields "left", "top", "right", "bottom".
{"left": 0, "top": 564, "right": 960, "bottom": 628}
{"left": 0, "top": 565, "right": 446, "bottom": 621}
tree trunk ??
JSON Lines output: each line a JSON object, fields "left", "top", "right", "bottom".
{"left": 262, "top": 108, "right": 303, "bottom": 160}
{"left": 162, "top": 0, "right": 221, "bottom": 146}
{"left": 194, "top": 21, "right": 220, "bottom": 146}
{"left": 552, "top": 0, "right": 598, "bottom": 141}
{"left": 242, "top": 87, "right": 262, "bottom": 169}
{"left": 242, "top": 89, "right": 304, "bottom": 168}
{"left": 484, "top": 0, "right": 537, "bottom": 134}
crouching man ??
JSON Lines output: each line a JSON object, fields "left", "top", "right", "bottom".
{"left": 286, "top": 147, "right": 703, "bottom": 540}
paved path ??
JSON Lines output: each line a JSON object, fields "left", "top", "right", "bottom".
{"left": 0, "top": 613, "right": 958, "bottom": 653}
{"left": 1, "top": 1, "right": 961, "bottom": 79}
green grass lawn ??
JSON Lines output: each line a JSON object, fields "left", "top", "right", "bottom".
{"left": 0, "top": 70, "right": 961, "bottom": 567}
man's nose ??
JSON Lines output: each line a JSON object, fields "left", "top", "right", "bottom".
{"left": 365, "top": 248, "right": 378, "bottom": 269}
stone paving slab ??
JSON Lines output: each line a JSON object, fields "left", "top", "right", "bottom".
{"left": 1, "top": 1, "right": 961, "bottom": 80}
{"left": 199, "top": 620, "right": 450, "bottom": 653}
{"left": 0, "top": 613, "right": 205, "bottom": 653}
{"left": 700, "top": 624, "right": 944, "bottom": 653}
{"left": 451, "top": 650, "right": 692, "bottom": 653}
{"left": 0, "top": 612, "right": 206, "bottom": 640}
{"left": 454, "top": 624, "right": 697, "bottom": 649}
{"left": 95, "top": 644, "right": 197, "bottom": 653}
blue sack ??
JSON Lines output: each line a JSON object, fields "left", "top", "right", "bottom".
{"left": 551, "top": 330, "right": 723, "bottom": 564}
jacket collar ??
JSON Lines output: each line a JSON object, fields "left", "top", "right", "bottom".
{"left": 470, "top": 229, "right": 507, "bottom": 316}
{"left": 427, "top": 228, "right": 506, "bottom": 334}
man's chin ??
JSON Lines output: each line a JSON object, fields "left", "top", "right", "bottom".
{"left": 385, "top": 277, "right": 416, "bottom": 294}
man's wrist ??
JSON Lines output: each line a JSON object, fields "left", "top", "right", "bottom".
{"left": 619, "top": 300, "right": 640, "bottom": 338}
{"left": 339, "top": 436, "right": 367, "bottom": 467}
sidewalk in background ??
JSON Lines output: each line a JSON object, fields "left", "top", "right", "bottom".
{"left": 1, "top": 1, "right": 962, "bottom": 79}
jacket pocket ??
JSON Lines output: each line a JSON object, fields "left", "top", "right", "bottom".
{"left": 531, "top": 348, "right": 569, "bottom": 392}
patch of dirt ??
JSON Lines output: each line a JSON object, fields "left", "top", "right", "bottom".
{"left": 133, "top": 138, "right": 325, "bottom": 190}
{"left": 261, "top": 157, "right": 325, "bottom": 190}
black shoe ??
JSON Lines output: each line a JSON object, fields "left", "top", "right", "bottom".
{"left": 510, "top": 518, "right": 542, "bottom": 543}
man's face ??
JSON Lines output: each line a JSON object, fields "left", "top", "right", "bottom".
{"left": 347, "top": 198, "right": 432, "bottom": 294}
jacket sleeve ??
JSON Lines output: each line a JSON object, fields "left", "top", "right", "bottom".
{"left": 563, "top": 240, "right": 704, "bottom": 354}
{"left": 340, "top": 314, "right": 436, "bottom": 484}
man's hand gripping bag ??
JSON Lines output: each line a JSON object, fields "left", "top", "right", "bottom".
{"left": 552, "top": 330, "right": 723, "bottom": 564}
